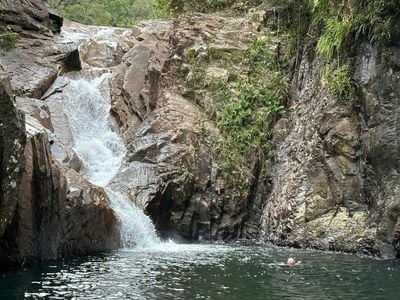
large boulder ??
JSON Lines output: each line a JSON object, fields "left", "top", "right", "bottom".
{"left": 0, "top": 0, "right": 61, "bottom": 32}
{"left": 110, "top": 20, "right": 171, "bottom": 142}
{"left": 0, "top": 117, "right": 119, "bottom": 269}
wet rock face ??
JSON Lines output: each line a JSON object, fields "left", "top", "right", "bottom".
{"left": 0, "top": 97, "right": 120, "bottom": 269}
{"left": 0, "top": 72, "right": 120, "bottom": 270}
{"left": 111, "top": 91, "right": 259, "bottom": 241}
{"left": 357, "top": 43, "right": 400, "bottom": 258}
{"left": 259, "top": 41, "right": 400, "bottom": 258}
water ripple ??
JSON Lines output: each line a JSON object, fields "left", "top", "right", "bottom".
{"left": 1, "top": 245, "right": 399, "bottom": 300}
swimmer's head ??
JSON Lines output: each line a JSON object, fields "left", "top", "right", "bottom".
{"left": 287, "top": 257, "right": 295, "bottom": 266}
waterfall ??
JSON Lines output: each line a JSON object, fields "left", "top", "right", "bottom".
{"left": 62, "top": 73, "right": 160, "bottom": 248}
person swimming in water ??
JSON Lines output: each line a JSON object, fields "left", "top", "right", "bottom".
{"left": 286, "top": 257, "right": 296, "bottom": 266}
{"left": 266, "top": 257, "right": 301, "bottom": 268}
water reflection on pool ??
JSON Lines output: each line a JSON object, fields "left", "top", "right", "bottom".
{"left": 1, "top": 244, "right": 399, "bottom": 299}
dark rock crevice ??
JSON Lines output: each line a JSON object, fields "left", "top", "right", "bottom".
{"left": 59, "top": 49, "right": 82, "bottom": 74}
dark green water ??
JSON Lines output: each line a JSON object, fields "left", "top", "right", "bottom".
{"left": 1, "top": 244, "right": 399, "bottom": 299}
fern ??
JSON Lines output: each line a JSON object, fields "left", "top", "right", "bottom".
{"left": 324, "top": 63, "right": 357, "bottom": 105}
{"left": 317, "top": 18, "right": 351, "bottom": 59}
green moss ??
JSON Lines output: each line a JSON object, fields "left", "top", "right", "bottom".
{"left": 0, "top": 31, "right": 19, "bottom": 50}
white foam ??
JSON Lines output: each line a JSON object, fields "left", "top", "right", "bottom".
{"left": 62, "top": 73, "right": 161, "bottom": 248}
{"left": 105, "top": 189, "right": 160, "bottom": 248}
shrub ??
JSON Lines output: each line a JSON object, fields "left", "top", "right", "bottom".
{"left": 212, "top": 37, "right": 288, "bottom": 173}
{"left": 0, "top": 31, "right": 19, "bottom": 50}
{"left": 324, "top": 63, "right": 357, "bottom": 105}
{"left": 309, "top": 0, "right": 400, "bottom": 106}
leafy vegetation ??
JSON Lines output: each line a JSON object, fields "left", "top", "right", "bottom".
{"left": 0, "top": 30, "right": 19, "bottom": 50}
{"left": 188, "top": 35, "right": 288, "bottom": 182}
{"left": 311, "top": 0, "right": 400, "bottom": 59}
{"left": 277, "top": 0, "right": 398, "bottom": 105}
{"left": 49, "top": 0, "right": 171, "bottom": 27}
{"left": 323, "top": 62, "right": 357, "bottom": 105}
{"left": 170, "top": 0, "right": 263, "bottom": 13}
{"left": 352, "top": 0, "right": 399, "bottom": 44}
{"left": 215, "top": 38, "right": 287, "bottom": 164}
{"left": 316, "top": 18, "right": 351, "bottom": 60}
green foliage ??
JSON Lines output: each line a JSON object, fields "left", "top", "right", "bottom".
{"left": 170, "top": 0, "right": 262, "bottom": 13}
{"left": 312, "top": 0, "right": 400, "bottom": 59}
{"left": 152, "top": 0, "right": 171, "bottom": 18}
{"left": 185, "top": 33, "right": 288, "bottom": 184}
{"left": 323, "top": 63, "right": 357, "bottom": 105}
{"left": 0, "top": 31, "right": 19, "bottom": 50}
{"left": 283, "top": 0, "right": 311, "bottom": 59}
{"left": 49, "top": 0, "right": 171, "bottom": 27}
{"left": 306, "top": 0, "right": 400, "bottom": 105}
{"left": 316, "top": 18, "right": 351, "bottom": 60}
{"left": 211, "top": 37, "right": 288, "bottom": 173}
{"left": 173, "top": 0, "right": 231, "bottom": 13}
{"left": 311, "top": 0, "right": 349, "bottom": 59}
{"left": 353, "top": 0, "right": 399, "bottom": 44}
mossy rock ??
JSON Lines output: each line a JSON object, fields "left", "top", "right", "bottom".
{"left": 0, "top": 31, "right": 19, "bottom": 50}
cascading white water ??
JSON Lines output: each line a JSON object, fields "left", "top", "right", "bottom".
{"left": 62, "top": 73, "right": 160, "bottom": 248}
